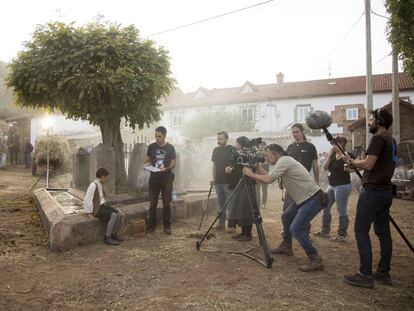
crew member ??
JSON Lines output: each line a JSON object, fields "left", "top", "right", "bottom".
{"left": 314, "top": 136, "right": 352, "bottom": 241}
{"left": 283, "top": 123, "right": 319, "bottom": 211}
{"left": 145, "top": 126, "right": 176, "bottom": 234}
{"left": 225, "top": 136, "right": 256, "bottom": 241}
{"left": 343, "top": 109, "right": 396, "bottom": 288}
{"left": 243, "top": 144, "right": 325, "bottom": 272}
{"left": 211, "top": 131, "right": 236, "bottom": 231}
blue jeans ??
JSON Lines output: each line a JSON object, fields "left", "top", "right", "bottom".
{"left": 215, "top": 183, "right": 231, "bottom": 225}
{"left": 355, "top": 186, "right": 393, "bottom": 276}
{"left": 322, "top": 183, "right": 352, "bottom": 235}
{"left": 282, "top": 191, "right": 324, "bottom": 256}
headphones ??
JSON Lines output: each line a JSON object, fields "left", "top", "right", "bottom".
{"left": 375, "top": 108, "right": 386, "bottom": 126}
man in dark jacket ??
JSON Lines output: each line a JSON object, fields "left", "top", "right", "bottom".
{"left": 23, "top": 137, "right": 34, "bottom": 169}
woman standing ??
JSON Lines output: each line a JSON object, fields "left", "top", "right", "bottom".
{"left": 314, "top": 136, "right": 352, "bottom": 241}
{"left": 225, "top": 136, "right": 256, "bottom": 242}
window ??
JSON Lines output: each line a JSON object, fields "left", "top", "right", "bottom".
{"left": 171, "top": 111, "right": 185, "bottom": 128}
{"left": 242, "top": 108, "right": 255, "bottom": 123}
{"left": 297, "top": 106, "right": 311, "bottom": 123}
{"left": 346, "top": 108, "right": 358, "bottom": 120}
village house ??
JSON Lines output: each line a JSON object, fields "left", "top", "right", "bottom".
{"left": 161, "top": 72, "right": 414, "bottom": 143}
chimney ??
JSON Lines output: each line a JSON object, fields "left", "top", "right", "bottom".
{"left": 277, "top": 72, "right": 284, "bottom": 85}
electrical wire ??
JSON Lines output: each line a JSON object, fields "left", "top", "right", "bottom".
{"left": 148, "top": 0, "right": 275, "bottom": 37}
{"left": 318, "top": 11, "right": 365, "bottom": 66}
{"left": 370, "top": 9, "right": 390, "bottom": 20}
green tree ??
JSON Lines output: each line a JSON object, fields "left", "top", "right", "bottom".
{"left": 386, "top": 0, "right": 414, "bottom": 79}
{"left": 6, "top": 21, "right": 175, "bottom": 191}
{"left": 180, "top": 111, "right": 255, "bottom": 140}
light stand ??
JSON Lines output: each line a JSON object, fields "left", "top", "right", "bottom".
{"left": 41, "top": 115, "right": 54, "bottom": 190}
{"left": 46, "top": 128, "right": 50, "bottom": 189}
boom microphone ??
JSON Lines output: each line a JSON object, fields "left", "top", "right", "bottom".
{"left": 306, "top": 110, "right": 332, "bottom": 130}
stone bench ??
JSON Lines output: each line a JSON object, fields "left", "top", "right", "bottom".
{"left": 33, "top": 188, "right": 218, "bottom": 251}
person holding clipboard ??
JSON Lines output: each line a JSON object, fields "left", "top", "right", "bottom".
{"left": 144, "top": 126, "right": 176, "bottom": 234}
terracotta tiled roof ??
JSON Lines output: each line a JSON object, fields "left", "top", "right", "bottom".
{"left": 347, "top": 98, "right": 414, "bottom": 131}
{"left": 164, "top": 73, "right": 414, "bottom": 109}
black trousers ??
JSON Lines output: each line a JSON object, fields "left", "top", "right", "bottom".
{"left": 9, "top": 149, "right": 18, "bottom": 166}
{"left": 148, "top": 176, "right": 173, "bottom": 228}
{"left": 355, "top": 186, "right": 393, "bottom": 275}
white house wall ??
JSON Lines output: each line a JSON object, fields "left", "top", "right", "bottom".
{"left": 162, "top": 91, "right": 414, "bottom": 138}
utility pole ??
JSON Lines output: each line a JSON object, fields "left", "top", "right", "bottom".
{"left": 392, "top": 49, "right": 400, "bottom": 143}
{"left": 365, "top": 0, "right": 373, "bottom": 149}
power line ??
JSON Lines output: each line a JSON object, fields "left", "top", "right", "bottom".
{"left": 374, "top": 53, "right": 391, "bottom": 65}
{"left": 148, "top": 0, "right": 275, "bottom": 37}
{"left": 370, "top": 9, "right": 390, "bottom": 20}
{"left": 320, "top": 11, "right": 365, "bottom": 65}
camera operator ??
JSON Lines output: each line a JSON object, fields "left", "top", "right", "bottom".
{"left": 283, "top": 123, "right": 319, "bottom": 211}
{"left": 342, "top": 109, "right": 396, "bottom": 288}
{"left": 211, "top": 131, "right": 236, "bottom": 231}
{"left": 225, "top": 136, "right": 256, "bottom": 241}
{"left": 242, "top": 143, "right": 325, "bottom": 272}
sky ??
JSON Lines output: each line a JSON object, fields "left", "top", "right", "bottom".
{"left": 0, "top": 0, "right": 396, "bottom": 93}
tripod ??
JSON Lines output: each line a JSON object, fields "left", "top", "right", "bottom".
{"left": 196, "top": 174, "right": 274, "bottom": 269}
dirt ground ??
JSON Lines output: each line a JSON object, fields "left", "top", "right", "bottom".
{"left": 0, "top": 167, "right": 413, "bottom": 311}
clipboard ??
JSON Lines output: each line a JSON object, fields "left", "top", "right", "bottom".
{"left": 143, "top": 165, "right": 161, "bottom": 172}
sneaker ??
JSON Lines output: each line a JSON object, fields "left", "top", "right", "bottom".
{"left": 313, "top": 231, "right": 330, "bottom": 238}
{"left": 330, "top": 235, "right": 346, "bottom": 242}
{"left": 104, "top": 236, "right": 120, "bottom": 246}
{"left": 270, "top": 241, "right": 293, "bottom": 256}
{"left": 373, "top": 271, "right": 392, "bottom": 285}
{"left": 111, "top": 234, "right": 123, "bottom": 242}
{"left": 299, "top": 254, "right": 324, "bottom": 272}
{"left": 236, "top": 235, "right": 252, "bottom": 242}
{"left": 163, "top": 227, "right": 172, "bottom": 235}
{"left": 344, "top": 273, "right": 374, "bottom": 288}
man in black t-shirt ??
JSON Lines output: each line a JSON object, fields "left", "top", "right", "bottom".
{"left": 144, "top": 126, "right": 176, "bottom": 234}
{"left": 342, "top": 109, "right": 396, "bottom": 288}
{"left": 211, "top": 131, "right": 236, "bottom": 231}
{"left": 283, "top": 123, "right": 319, "bottom": 211}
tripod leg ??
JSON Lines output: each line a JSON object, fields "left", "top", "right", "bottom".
{"left": 198, "top": 184, "right": 214, "bottom": 231}
{"left": 196, "top": 177, "right": 243, "bottom": 250}
{"left": 244, "top": 179, "right": 273, "bottom": 268}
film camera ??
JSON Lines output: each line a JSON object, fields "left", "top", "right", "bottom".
{"left": 232, "top": 138, "right": 265, "bottom": 168}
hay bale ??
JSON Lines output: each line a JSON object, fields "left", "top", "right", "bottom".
{"left": 34, "top": 135, "right": 71, "bottom": 171}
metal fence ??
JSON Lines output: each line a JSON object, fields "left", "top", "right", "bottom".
{"left": 123, "top": 135, "right": 149, "bottom": 176}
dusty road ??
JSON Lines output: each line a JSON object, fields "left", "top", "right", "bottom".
{"left": 0, "top": 167, "right": 413, "bottom": 310}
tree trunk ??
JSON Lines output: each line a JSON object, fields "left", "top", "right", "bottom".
{"left": 100, "top": 118, "right": 127, "bottom": 193}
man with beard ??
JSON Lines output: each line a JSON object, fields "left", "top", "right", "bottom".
{"left": 211, "top": 131, "right": 236, "bottom": 231}
{"left": 342, "top": 108, "right": 396, "bottom": 288}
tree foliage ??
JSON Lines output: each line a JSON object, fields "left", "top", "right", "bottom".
{"left": 180, "top": 111, "right": 255, "bottom": 140}
{"left": 386, "top": 0, "right": 414, "bottom": 79}
{"left": 6, "top": 21, "right": 174, "bottom": 129}
{"left": 6, "top": 20, "right": 175, "bottom": 190}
